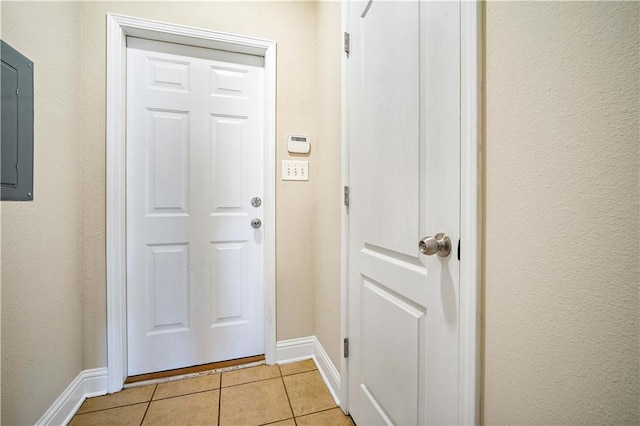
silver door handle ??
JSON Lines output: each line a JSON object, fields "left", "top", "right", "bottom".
{"left": 251, "top": 218, "right": 262, "bottom": 229}
{"left": 419, "top": 233, "right": 451, "bottom": 257}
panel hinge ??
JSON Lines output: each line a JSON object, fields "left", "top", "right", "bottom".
{"left": 16, "top": 88, "right": 19, "bottom": 95}
{"left": 15, "top": 162, "right": 19, "bottom": 170}
{"left": 344, "top": 338, "right": 349, "bottom": 358}
{"left": 344, "top": 32, "right": 350, "bottom": 56}
{"left": 457, "top": 239, "right": 461, "bottom": 261}
{"left": 344, "top": 186, "right": 350, "bottom": 207}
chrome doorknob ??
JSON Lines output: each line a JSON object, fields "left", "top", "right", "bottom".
{"left": 251, "top": 218, "right": 262, "bottom": 229}
{"left": 419, "top": 233, "right": 451, "bottom": 257}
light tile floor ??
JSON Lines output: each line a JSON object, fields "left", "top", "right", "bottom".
{"left": 70, "top": 360, "right": 355, "bottom": 426}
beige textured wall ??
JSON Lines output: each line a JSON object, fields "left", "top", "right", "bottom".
{"left": 3, "top": 2, "right": 638, "bottom": 424}
{"left": 0, "top": 2, "right": 84, "bottom": 424}
{"left": 313, "top": 0, "right": 342, "bottom": 368}
{"left": 80, "top": 1, "right": 319, "bottom": 368}
{"left": 484, "top": 2, "right": 640, "bottom": 423}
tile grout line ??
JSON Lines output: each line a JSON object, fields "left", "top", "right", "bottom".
{"left": 151, "top": 387, "right": 221, "bottom": 402}
{"left": 139, "top": 384, "right": 158, "bottom": 426}
{"left": 259, "top": 416, "right": 296, "bottom": 426}
{"left": 74, "top": 399, "right": 153, "bottom": 416}
{"left": 280, "top": 368, "right": 317, "bottom": 378}
{"left": 221, "top": 371, "right": 286, "bottom": 390}
{"left": 295, "top": 406, "right": 344, "bottom": 420}
{"left": 279, "top": 365, "right": 298, "bottom": 426}
{"left": 217, "top": 372, "right": 222, "bottom": 425}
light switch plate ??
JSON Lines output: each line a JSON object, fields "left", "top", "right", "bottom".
{"left": 282, "top": 160, "right": 309, "bottom": 181}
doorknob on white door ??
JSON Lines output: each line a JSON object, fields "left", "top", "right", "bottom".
{"left": 419, "top": 233, "right": 451, "bottom": 257}
{"left": 251, "top": 218, "right": 262, "bottom": 229}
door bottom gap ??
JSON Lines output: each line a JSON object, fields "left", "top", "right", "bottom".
{"left": 124, "top": 354, "right": 265, "bottom": 387}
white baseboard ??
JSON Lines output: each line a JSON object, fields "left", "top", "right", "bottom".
{"left": 35, "top": 339, "right": 338, "bottom": 425}
{"left": 36, "top": 368, "right": 108, "bottom": 426}
{"left": 276, "top": 336, "right": 341, "bottom": 407}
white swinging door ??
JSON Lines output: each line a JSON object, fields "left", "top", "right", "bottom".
{"left": 343, "top": 0, "right": 481, "bottom": 424}
{"left": 106, "top": 14, "right": 276, "bottom": 391}
{"left": 126, "top": 37, "right": 266, "bottom": 376}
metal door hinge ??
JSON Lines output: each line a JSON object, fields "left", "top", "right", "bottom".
{"left": 457, "top": 239, "right": 461, "bottom": 261}
{"left": 344, "top": 32, "right": 350, "bottom": 56}
{"left": 344, "top": 186, "right": 350, "bottom": 207}
{"left": 344, "top": 338, "right": 349, "bottom": 358}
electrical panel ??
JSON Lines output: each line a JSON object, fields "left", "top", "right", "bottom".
{"left": 1, "top": 40, "right": 34, "bottom": 201}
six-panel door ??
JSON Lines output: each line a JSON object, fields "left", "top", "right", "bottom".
{"left": 126, "top": 38, "right": 265, "bottom": 376}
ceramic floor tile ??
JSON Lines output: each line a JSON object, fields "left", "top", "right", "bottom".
{"left": 279, "top": 359, "right": 317, "bottom": 376}
{"left": 153, "top": 373, "right": 220, "bottom": 400}
{"left": 69, "top": 403, "right": 148, "bottom": 426}
{"left": 219, "top": 377, "right": 292, "bottom": 425}
{"left": 221, "top": 364, "right": 281, "bottom": 387}
{"left": 283, "top": 370, "right": 336, "bottom": 416}
{"left": 296, "top": 408, "right": 355, "bottom": 426}
{"left": 264, "top": 419, "right": 296, "bottom": 426}
{"left": 77, "top": 385, "right": 156, "bottom": 413}
{"left": 143, "top": 389, "right": 219, "bottom": 425}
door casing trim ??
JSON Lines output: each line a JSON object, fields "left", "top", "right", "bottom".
{"left": 339, "top": 1, "right": 482, "bottom": 422}
{"left": 106, "top": 13, "right": 277, "bottom": 393}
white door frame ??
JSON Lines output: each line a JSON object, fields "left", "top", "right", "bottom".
{"left": 106, "top": 13, "right": 277, "bottom": 393}
{"left": 339, "top": 1, "right": 482, "bottom": 423}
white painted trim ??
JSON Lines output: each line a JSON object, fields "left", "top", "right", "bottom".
{"left": 106, "top": 12, "right": 128, "bottom": 394}
{"left": 311, "top": 337, "right": 342, "bottom": 407}
{"left": 106, "top": 13, "right": 277, "bottom": 393}
{"left": 276, "top": 336, "right": 317, "bottom": 363}
{"left": 276, "top": 337, "right": 342, "bottom": 407}
{"left": 35, "top": 368, "right": 108, "bottom": 426}
{"left": 459, "top": 1, "right": 483, "bottom": 424}
{"left": 339, "top": 0, "right": 351, "bottom": 416}
{"left": 340, "top": 0, "right": 482, "bottom": 423}
{"left": 263, "top": 43, "right": 277, "bottom": 365}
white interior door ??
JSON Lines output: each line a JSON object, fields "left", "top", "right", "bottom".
{"left": 126, "top": 37, "right": 265, "bottom": 376}
{"left": 347, "top": 1, "right": 461, "bottom": 424}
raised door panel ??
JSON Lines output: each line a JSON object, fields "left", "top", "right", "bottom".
{"left": 360, "top": 1, "right": 420, "bottom": 257}
{"left": 207, "top": 64, "right": 253, "bottom": 118}
{"left": 210, "top": 117, "right": 245, "bottom": 211}
{"left": 210, "top": 242, "right": 247, "bottom": 327}
{"left": 147, "top": 57, "right": 190, "bottom": 92}
{"left": 210, "top": 66, "right": 247, "bottom": 95}
{"left": 360, "top": 278, "right": 425, "bottom": 426}
{"left": 147, "top": 243, "right": 190, "bottom": 334}
{"left": 147, "top": 110, "right": 190, "bottom": 214}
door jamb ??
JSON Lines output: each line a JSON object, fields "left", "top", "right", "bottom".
{"left": 106, "top": 13, "right": 277, "bottom": 393}
{"left": 339, "top": 0, "right": 350, "bottom": 414}
{"left": 339, "top": 1, "right": 483, "bottom": 422}
{"left": 458, "top": 2, "right": 483, "bottom": 423}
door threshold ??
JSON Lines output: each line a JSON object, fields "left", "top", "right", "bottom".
{"left": 124, "top": 354, "right": 265, "bottom": 385}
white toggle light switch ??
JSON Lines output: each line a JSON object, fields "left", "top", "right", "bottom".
{"left": 282, "top": 160, "right": 309, "bottom": 181}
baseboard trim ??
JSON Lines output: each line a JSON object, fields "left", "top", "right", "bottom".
{"left": 36, "top": 368, "right": 108, "bottom": 426}
{"left": 276, "top": 336, "right": 341, "bottom": 407}
{"left": 36, "top": 339, "right": 338, "bottom": 424}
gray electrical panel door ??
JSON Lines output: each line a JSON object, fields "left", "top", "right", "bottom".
{"left": 1, "top": 40, "right": 33, "bottom": 201}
